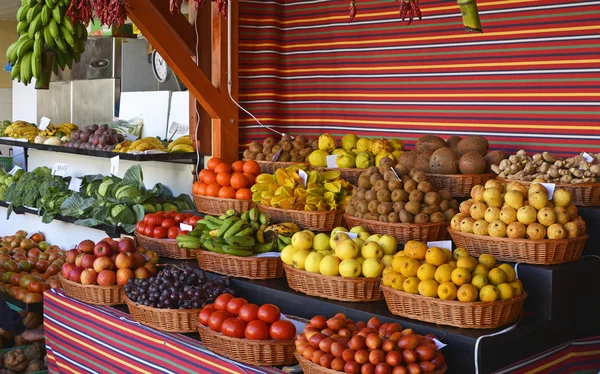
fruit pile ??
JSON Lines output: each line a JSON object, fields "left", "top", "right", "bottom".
{"left": 61, "top": 238, "right": 159, "bottom": 287}
{"left": 0, "top": 231, "right": 63, "bottom": 303}
{"left": 136, "top": 211, "right": 199, "bottom": 239}
{"left": 452, "top": 180, "right": 586, "bottom": 239}
{"left": 251, "top": 166, "right": 351, "bottom": 211}
{"left": 35, "top": 123, "right": 78, "bottom": 145}
{"left": 199, "top": 294, "right": 296, "bottom": 340}
{"left": 167, "top": 136, "right": 195, "bottom": 153}
{"left": 297, "top": 314, "right": 445, "bottom": 373}
{"left": 177, "top": 208, "right": 301, "bottom": 255}
{"left": 111, "top": 137, "right": 167, "bottom": 153}
{"left": 65, "top": 124, "right": 125, "bottom": 151}
{"left": 243, "top": 134, "right": 317, "bottom": 162}
{"left": 346, "top": 164, "right": 459, "bottom": 224}
{"left": 193, "top": 158, "right": 261, "bottom": 200}
{"left": 383, "top": 241, "right": 524, "bottom": 302}
{"left": 125, "top": 264, "right": 233, "bottom": 309}
{"left": 308, "top": 133, "right": 404, "bottom": 168}
{"left": 397, "top": 135, "right": 506, "bottom": 175}
{"left": 282, "top": 227, "right": 399, "bottom": 279}
{"left": 3, "top": 121, "right": 39, "bottom": 142}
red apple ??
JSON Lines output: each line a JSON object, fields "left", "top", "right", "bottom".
{"left": 69, "top": 267, "right": 84, "bottom": 283}
{"left": 94, "top": 241, "right": 113, "bottom": 257}
{"left": 93, "top": 256, "right": 114, "bottom": 273}
{"left": 344, "top": 361, "right": 361, "bottom": 374}
{"left": 80, "top": 269, "right": 98, "bottom": 285}
{"left": 143, "top": 262, "right": 157, "bottom": 276}
{"left": 78, "top": 240, "right": 95, "bottom": 254}
{"left": 61, "top": 263, "right": 75, "bottom": 279}
{"left": 97, "top": 269, "right": 116, "bottom": 286}
{"left": 80, "top": 254, "right": 96, "bottom": 269}
{"left": 75, "top": 253, "right": 85, "bottom": 267}
{"left": 118, "top": 237, "right": 136, "bottom": 253}
{"left": 375, "top": 363, "right": 392, "bottom": 374}
{"left": 132, "top": 252, "right": 146, "bottom": 269}
{"left": 110, "top": 253, "right": 118, "bottom": 263}
{"left": 134, "top": 266, "right": 151, "bottom": 279}
{"left": 115, "top": 252, "right": 135, "bottom": 269}
{"left": 116, "top": 268, "right": 134, "bottom": 286}
{"left": 145, "top": 250, "right": 159, "bottom": 265}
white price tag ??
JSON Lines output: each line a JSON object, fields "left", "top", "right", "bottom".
{"left": 326, "top": 154, "right": 339, "bottom": 168}
{"left": 256, "top": 252, "right": 281, "bottom": 258}
{"left": 280, "top": 314, "right": 306, "bottom": 335}
{"left": 8, "top": 165, "right": 22, "bottom": 176}
{"left": 110, "top": 155, "right": 119, "bottom": 175}
{"left": 271, "top": 148, "right": 283, "bottom": 162}
{"left": 533, "top": 182, "right": 556, "bottom": 199}
{"left": 427, "top": 240, "right": 453, "bottom": 251}
{"left": 68, "top": 177, "right": 82, "bottom": 192}
{"left": 390, "top": 166, "right": 402, "bottom": 181}
{"left": 180, "top": 223, "right": 193, "bottom": 232}
{"left": 582, "top": 152, "right": 594, "bottom": 162}
{"left": 433, "top": 338, "right": 447, "bottom": 350}
{"left": 52, "top": 163, "right": 68, "bottom": 177}
{"left": 169, "top": 121, "right": 189, "bottom": 135}
{"left": 125, "top": 134, "right": 138, "bottom": 141}
{"left": 38, "top": 117, "right": 51, "bottom": 130}
{"left": 298, "top": 169, "right": 308, "bottom": 188}
{"left": 338, "top": 231, "right": 358, "bottom": 240}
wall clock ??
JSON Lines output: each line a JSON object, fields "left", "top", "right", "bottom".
{"left": 151, "top": 50, "right": 169, "bottom": 83}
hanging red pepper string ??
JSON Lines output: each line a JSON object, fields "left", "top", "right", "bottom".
{"left": 398, "top": 0, "right": 421, "bottom": 25}
{"left": 67, "top": 0, "right": 94, "bottom": 25}
{"left": 349, "top": 0, "right": 356, "bottom": 21}
{"left": 170, "top": 0, "right": 185, "bottom": 14}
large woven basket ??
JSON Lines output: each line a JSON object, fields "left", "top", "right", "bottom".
{"left": 198, "top": 323, "right": 297, "bottom": 366}
{"left": 311, "top": 167, "right": 362, "bottom": 186}
{"left": 192, "top": 193, "right": 255, "bottom": 216}
{"left": 295, "top": 353, "right": 447, "bottom": 374}
{"left": 344, "top": 214, "right": 449, "bottom": 244}
{"left": 496, "top": 177, "right": 600, "bottom": 206}
{"left": 448, "top": 228, "right": 587, "bottom": 264}
{"left": 124, "top": 295, "right": 200, "bottom": 333}
{"left": 427, "top": 173, "right": 496, "bottom": 197}
{"left": 258, "top": 205, "right": 343, "bottom": 232}
{"left": 284, "top": 264, "right": 382, "bottom": 302}
{"left": 136, "top": 232, "right": 195, "bottom": 259}
{"left": 196, "top": 250, "right": 284, "bottom": 279}
{"left": 59, "top": 274, "right": 124, "bottom": 305}
{"left": 252, "top": 160, "right": 307, "bottom": 174}
{"left": 382, "top": 285, "right": 526, "bottom": 329}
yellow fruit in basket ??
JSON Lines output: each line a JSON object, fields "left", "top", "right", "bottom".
{"left": 356, "top": 256, "right": 365, "bottom": 266}
{"left": 384, "top": 271, "right": 406, "bottom": 290}
{"left": 358, "top": 231, "right": 370, "bottom": 241}
{"left": 472, "top": 264, "right": 489, "bottom": 277}
{"left": 394, "top": 250, "right": 405, "bottom": 258}
{"left": 488, "top": 220, "right": 507, "bottom": 237}
{"left": 497, "top": 283, "right": 515, "bottom": 300}
{"left": 504, "top": 190, "right": 524, "bottom": 210}
{"left": 488, "top": 268, "right": 507, "bottom": 286}
{"left": 451, "top": 268, "right": 472, "bottom": 286}
{"left": 417, "top": 264, "right": 437, "bottom": 281}
{"left": 479, "top": 285, "right": 499, "bottom": 302}
{"left": 350, "top": 226, "right": 367, "bottom": 234}
{"left": 547, "top": 223, "right": 567, "bottom": 240}
{"left": 453, "top": 247, "right": 470, "bottom": 261}
{"left": 434, "top": 264, "right": 455, "bottom": 284}
{"left": 553, "top": 188, "right": 571, "bottom": 207}
{"left": 399, "top": 258, "right": 420, "bottom": 278}
{"left": 403, "top": 277, "right": 420, "bottom": 294}
{"left": 281, "top": 245, "right": 298, "bottom": 265}
{"left": 381, "top": 254, "right": 394, "bottom": 268}
{"left": 366, "top": 234, "right": 381, "bottom": 243}
{"left": 330, "top": 232, "right": 349, "bottom": 251}
{"left": 313, "top": 233, "right": 331, "bottom": 251}
{"left": 339, "top": 258, "right": 361, "bottom": 278}
{"left": 320, "top": 255, "right": 341, "bottom": 276}
{"left": 305, "top": 252, "right": 324, "bottom": 273}
{"left": 442, "top": 248, "right": 452, "bottom": 262}
{"left": 353, "top": 237, "right": 365, "bottom": 249}
{"left": 362, "top": 258, "right": 385, "bottom": 278}
{"left": 483, "top": 187, "right": 503, "bottom": 208}
{"left": 478, "top": 253, "right": 496, "bottom": 269}
{"left": 383, "top": 266, "right": 395, "bottom": 277}
{"left": 457, "top": 284, "right": 479, "bottom": 302}
{"left": 456, "top": 256, "right": 478, "bottom": 272}
{"left": 335, "top": 239, "right": 359, "bottom": 260}
{"left": 361, "top": 241, "right": 383, "bottom": 259}
{"left": 437, "top": 282, "right": 458, "bottom": 300}
{"left": 529, "top": 191, "right": 549, "bottom": 210}
{"left": 418, "top": 279, "right": 439, "bottom": 298}
{"left": 377, "top": 235, "right": 397, "bottom": 255}
{"left": 517, "top": 205, "right": 538, "bottom": 225}
{"left": 510, "top": 279, "right": 524, "bottom": 296}
{"left": 425, "top": 247, "right": 447, "bottom": 267}
{"left": 292, "top": 249, "right": 310, "bottom": 270}
{"left": 291, "top": 231, "right": 313, "bottom": 251}
{"left": 484, "top": 207, "right": 501, "bottom": 223}
{"left": 391, "top": 256, "right": 405, "bottom": 273}
{"left": 471, "top": 274, "right": 489, "bottom": 290}
{"left": 404, "top": 240, "right": 428, "bottom": 260}
{"left": 498, "top": 264, "right": 517, "bottom": 282}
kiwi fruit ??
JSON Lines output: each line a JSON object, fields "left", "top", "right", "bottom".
{"left": 484, "top": 150, "right": 507, "bottom": 172}
{"left": 243, "top": 149, "right": 253, "bottom": 159}
{"left": 378, "top": 202, "right": 394, "bottom": 215}
{"left": 296, "top": 135, "right": 307, "bottom": 144}
{"left": 368, "top": 200, "right": 380, "bottom": 213}
{"left": 404, "top": 179, "right": 417, "bottom": 193}
{"left": 450, "top": 200, "right": 459, "bottom": 210}
{"left": 430, "top": 147, "right": 459, "bottom": 174}
{"left": 365, "top": 190, "right": 377, "bottom": 201}
{"left": 263, "top": 145, "right": 273, "bottom": 155}
{"left": 370, "top": 173, "right": 383, "bottom": 185}
{"left": 354, "top": 187, "right": 367, "bottom": 200}
{"left": 391, "top": 189, "right": 408, "bottom": 202}
{"left": 388, "top": 212, "right": 400, "bottom": 223}
{"left": 379, "top": 215, "right": 389, "bottom": 223}
{"left": 405, "top": 200, "right": 421, "bottom": 215}
{"left": 365, "top": 166, "right": 379, "bottom": 177}
{"left": 414, "top": 212, "right": 430, "bottom": 224}
{"left": 272, "top": 144, "right": 282, "bottom": 154}
{"left": 411, "top": 171, "right": 426, "bottom": 184}
{"left": 249, "top": 143, "right": 263, "bottom": 153}
{"left": 422, "top": 205, "right": 440, "bottom": 215}
{"left": 383, "top": 170, "right": 396, "bottom": 182}
{"left": 278, "top": 151, "right": 291, "bottom": 162}
{"left": 377, "top": 189, "right": 392, "bottom": 202}
{"left": 393, "top": 201, "right": 406, "bottom": 212}
{"left": 281, "top": 141, "right": 292, "bottom": 152}
{"left": 261, "top": 138, "right": 274, "bottom": 148}
{"left": 374, "top": 180, "right": 388, "bottom": 191}
{"left": 394, "top": 163, "right": 409, "bottom": 176}
{"left": 290, "top": 149, "right": 300, "bottom": 158}
{"left": 256, "top": 153, "right": 266, "bottom": 161}
{"left": 299, "top": 148, "right": 312, "bottom": 158}
{"left": 457, "top": 136, "right": 489, "bottom": 156}
{"left": 439, "top": 200, "right": 450, "bottom": 211}
{"left": 346, "top": 205, "right": 357, "bottom": 216}
{"left": 398, "top": 152, "right": 419, "bottom": 170}
{"left": 365, "top": 212, "right": 379, "bottom": 221}
{"left": 459, "top": 152, "right": 487, "bottom": 174}
{"left": 292, "top": 140, "right": 305, "bottom": 150}
{"left": 414, "top": 152, "right": 432, "bottom": 172}
{"left": 446, "top": 136, "right": 462, "bottom": 154}
{"left": 409, "top": 189, "right": 424, "bottom": 202}
{"left": 417, "top": 181, "right": 433, "bottom": 193}
{"left": 310, "top": 139, "right": 319, "bottom": 150}
{"left": 358, "top": 175, "right": 372, "bottom": 189}
{"left": 266, "top": 153, "right": 274, "bottom": 161}
{"left": 388, "top": 179, "right": 403, "bottom": 191}
{"left": 430, "top": 212, "right": 446, "bottom": 223}
{"left": 379, "top": 156, "right": 395, "bottom": 169}
{"left": 399, "top": 210, "right": 414, "bottom": 223}
{"left": 416, "top": 135, "right": 447, "bottom": 153}
{"left": 438, "top": 189, "right": 452, "bottom": 201}
{"left": 281, "top": 134, "right": 292, "bottom": 142}
{"left": 443, "top": 208, "right": 457, "bottom": 222}
{"left": 355, "top": 212, "right": 364, "bottom": 218}
{"left": 424, "top": 191, "right": 441, "bottom": 206}
{"left": 357, "top": 201, "right": 369, "bottom": 213}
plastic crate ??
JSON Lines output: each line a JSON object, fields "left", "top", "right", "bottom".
{"left": 0, "top": 155, "right": 14, "bottom": 172}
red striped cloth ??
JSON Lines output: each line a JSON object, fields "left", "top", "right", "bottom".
{"left": 43, "top": 289, "right": 284, "bottom": 374}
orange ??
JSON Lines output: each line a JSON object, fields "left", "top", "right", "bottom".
{"left": 192, "top": 181, "right": 204, "bottom": 194}
{"left": 230, "top": 172, "right": 249, "bottom": 190}
{"left": 243, "top": 172, "right": 256, "bottom": 186}
{"left": 231, "top": 160, "right": 245, "bottom": 173}
{"left": 198, "top": 183, "right": 207, "bottom": 196}
{"left": 243, "top": 160, "right": 261, "bottom": 175}
{"left": 202, "top": 170, "right": 216, "bottom": 185}
{"left": 214, "top": 163, "right": 232, "bottom": 174}
{"left": 218, "top": 186, "right": 236, "bottom": 199}
{"left": 198, "top": 169, "right": 211, "bottom": 183}
{"left": 235, "top": 188, "right": 252, "bottom": 200}
{"left": 207, "top": 157, "right": 223, "bottom": 171}
{"left": 205, "top": 183, "right": 221, "bottom": 197}
{"left": 216, "top": 172, "right": 232, "bottom": 187}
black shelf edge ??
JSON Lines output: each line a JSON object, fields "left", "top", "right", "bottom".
{"left": 0, "top": 290, "right": 43, "bottom": 313}
{"left": 0, "top": 137, "right": 201, "bottom": 165}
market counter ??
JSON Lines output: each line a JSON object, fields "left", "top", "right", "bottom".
{"left": 43, "top": 289, "right": 284, "bottom": 374}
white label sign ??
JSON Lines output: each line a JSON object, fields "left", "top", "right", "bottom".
{"left": 180, "top": 223, "right": 193, "bottom": 232}
{"left": 256, "top": 252, "right": 281, "bottom": 258}
{"left": 533, "top": 182, "right": 556, "bottom": 199}
{"left": 338, "top": 231, "right": 358, "bottom": 240}
{"left": 8, "top": 165, "right": 22, "bottom": 176}
{"left": 110, "top": 156, "right": 119, "bottom": 175}
{"left": 427, "top": 240, "right": 453, "bottom": 251}
{"left": 433, "top": 338, "right": 447, "bottom": 350}
{"left": 390, "top": 166, "right": 402, "bottom": 181}
{"left": 169, "top": 121, "right": 189, "bottom": 135}
{"left": 582, "top": 152, "right": 594, "bottom": 162}
{"left": 52, "top": 163, "right": 68, "bottom": 177}
{"left": 125, "top": 134, "right": 138, "bottom": 141}
{"left": 68, "top": 177, "right": 82, "bottom": 192}
{"left": 326, "top": 154, "right": 339, "bottom": 168}
{"left": 298, "top": 169, "right": 308, "bottom": 188}
{"left": 38, "top": 117, "right": 51, "bottom": 130}
{"left": 271, "top": 148, "right": 283, "bottom": 162}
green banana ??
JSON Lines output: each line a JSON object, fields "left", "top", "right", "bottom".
{"left": 20, "top": 52, "right": 32, "bottom": 84}
{"left": 41, "top": 4, "right": 51, "bottom": 25}
{"left": 17, "top": 39, "right": 34, "bottom": 59}
{"left": 17, "top": 4, "right": 30, "bottom": 22}
{"left": 240, "top": 211, "right": 249, "bottom": 221}
{"left": 63, "top": 51, "right": 72, "bottom": 69}
{"left": 198, "top": 219, "right": 220, "bottom": 230}
{"left": 60, "top": 25, "right": 75, "bottom": 46}
{"left": 51, "top": 58, "right": 58, "bottom": 75}
{"left": 33, "top": 38, "right": 42, "bottom": 58}
{"left": 248, "top": 207, "right": 259, "bottom": 222}
{"left": 216, "top": 217, "right": 238, "bottom": 238}
{"left": 225, "top": 235, "right": 255, "bottom": 248}
{"left": 194, "top": 222, "right": 208, "bottom": 231}
{"left": 204, "top": 216, "right": 224, "bottom": 225}
{"left": 46, "top": 0, "right": 56, "bottom": 8}
{"left": 188, "top": 230, "right": 203, "bottom": 238}
{"left": 256, "top": 224, "right": 267, "bottom": 244}
{"left": 17, "top": 21, "right": 29, "bottom": 34}
{"left": 217, "top": 209, "right": 236, "bottom": 221}
{"left": 10, "top": 63, "right": 21, "bottom": 81}
{"left": 44, "top": 27, "right": 56, "bottom": 48}
{"left": 28, "top": 12, "right": 42, "bottom": 39}
{"left": 233, "top": 226, "right": 254, "bottom": 237}
{"left": 279, "top": 235, "right": 292, "bottom": 245}
{"left": 223, "top": 219, "right": 249, "bottom": 239}
{"left": 6, "top": 41, "right": 20, "bottom": 64}
{"left": 276, "top": 237, "right": 287, "bottom": 251}
{"left": 259, "top": 212, "right": 269, "bottom": 225}
{"left": 27, "top": 0, "right": 37, "bottom": 7}
{"left": 31, "top": 52, "right": 41, "bottom": 80}
{"left": 202, "top": 239, "right": 225, "bottom": 254}
{"left": 253, "top": 241, "right": 275, "bottom": 253}
{"left": 48, "top": 19, "right": 59, "bottom": 39}
{"left": 53, "top": 35, "right": 68, "bottom": 53}
{"left": 62, "top": 16, "right": 73, "bottom": 33}
{"left": 221, "top": 245, "right": 254, "bottom": 257}
{"left": 51, "top": 5, "right": 62, "bottom": 23}
{"left": 27, "top": 3, "right": 42, "bottom": 23}
{"left": 54, "top": 48, "right": 65, "bottom": 70}
{"left": 250, "top": 221, "right": 261, "bottom": 231}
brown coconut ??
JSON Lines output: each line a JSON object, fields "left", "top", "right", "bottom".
{"left": 415, "top": 135, "right": 447, "bottom": 154}
{"left": 484, "top": 150, "right": 507, "bottom": 172}
{"left": 459, "top": 152, "right": 487, "bottom": 174}
{"left": 398, "top": 151, "right": 419, "bottom": 170}
{"left": 457, "top": 136, "right": 489, "bottom": 156}
{"left": 446, "top": 136, "right": 462, "bottom": 154}
{"left": 429, "top": 147, "right": 459, "bottom": 174}
{"left": 415, "top": 152, "right": 432, "bottom": 173}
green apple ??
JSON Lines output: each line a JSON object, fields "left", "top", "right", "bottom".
{"left": 301, "top": 229, "right": 315, "bottom": 238}
{"left": 320, "top": 255, "right": 341, "bottom": 276}
{"left": 339, "top": 258, "right": 361, "bottom": 278}
{"left": 330, "top": 232, "right": 350, "bottom": 251}
{"left": 331, "top": 227, "right": 349, "bottom": 236}
{"left": 292, "top": 249, "right": 311, "bottom": 270}
{"left": 381, "top": 254, "right": 393, "bottom": 267}
{"left": 377, "top": 234, "right": 398, "bottom": 255}
{"left": 358, "top": 231, "right": 370, "bottom": 241}
{"left": 334, "top": 239, "right": 359, "bottom": 260}
{"left": 281, "top": 245, "right": 299, "bottom": 265}
{"left": 352, "top": 237, "right": 365, "bottom": 249}
{"left": 356, "top": 256, "right": 365, "bottom": 265}
{"left": 362, "top": 258, "right": 384, "bottom": 278}
{"left": 350, "top": 226, "right": 367, "bottom": 234}
{"left": 361, "top": 241, "right": 383, "bottom": 259}
{"left": 313, "top": 233, "right": 331, "bottom": 251}
{"left": 305, "top": 252, "right": 324, "bottom": 273}
{"left": 366, "top": 234, "right": 382, "bottom": 243}
{"left": 291, "top": 231, "right": 314, "bottom": 251}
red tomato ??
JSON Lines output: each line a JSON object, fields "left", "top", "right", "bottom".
{"left": 221, "top": 318, "right": 247, "bottom": 338}
{"left": 198, "top": 305, "right": 217, "bottom": 326}
{"left": 238, "top": 304, "right": 260, "bottom": 323}
{"left": 167, "top": 227, "right": 180, "bottom": 239}
{"left": 180, "top": 231, "right": 190, "bottom": 235}
{"left": 174, "top": 214, "right": 186, "bottom": 224}
{"left": 269, "top": 320, "right": 296, "bottom": 340}
{"left": 164, "top": 211, "right": 177, "bottom": 219}
{"left": 188, "top": 216, "right": 201, "bottom": 226}
{"left": 151, "top": 216, "right": 164, "bottom": 227}
{"left": 214, "top": 294, "right": 235, "bottom": 311}
{"left": 257, "top": 304, "right": 280, "bottom": 324}
{"left": 153, "top": 227, "right": 167, "bottom": 239}
{"left": 208, "top": 311, "right": 232, "bottom": 332}
{"left": 144, "top": 225, "right": 156, "bottom": 237}
{"left": 161, "top": 219, "right": 175, "bottom": 229}
{"left": 136, "top": 221, "right": 147, "bottom": 233}
{"left": 226, "top": 298, "right": 248, "bottom": 316}
{"left": 245, "top": 320, "right": 271, "bottom": 340}
{"left": 143, "top": 214, "right": 154, "bottom": 225}
{"left": 182, "top": 217, "right": 191, "bottom": 225}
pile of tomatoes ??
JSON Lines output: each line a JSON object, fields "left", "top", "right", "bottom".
{"left": 192, "top": 158, "right": 261, "bottom": 200}
{"left": 135, "top": 211, "right": 200, "bottom": 239}
{"left": 198, "top": 293, "right": 296, "bottom": 341}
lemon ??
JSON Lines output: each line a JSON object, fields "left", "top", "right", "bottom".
{"left": 383, "top": 266, "right": 395, "bottom": 277}
{"left": 281, "top": 245, "right": 299, "bottom": 265}
{"left": 403, "top": 277, "right": 420, "bottom": 294}
{"left": 478, "top": 253, "right": 496, "bottom": 269}
{"left": 394, "top": 250, "right": 406, "bottom": 257}
{"left": 451, "top": 267, "right": 472, "bottom": 286}
{"left": 399, "top": 258, "right": 420, "bottom": 278}
{"left": 497, "top": 283, "right": 515, "bottom": 300}
{"left": 510, "top": 279, "right": 524, "bottom": 296}
{"left": 417, "top": 263, "right": 437, "bottom": 281}
{"left": 404, "top": 240, "right": 428, "bottom": 260}
{"left": 498, "top": 264, "right": 517, "bottom": 282}
{"left": 471, "top": 274, "right": 489, "bottom": 290}
{"left": 319, "top": 255, "right": 341, "bottom": 276}
{"left": 425, "top": 247, "right": 447, "bottom": 267}
{"left": 453, "top": 247, "right": 470, "bottom": 260}
{"left": 472, "top": 264, "right": 489, "bottom": 277}
{"left": 383, "top": 271, "right": 406, "bottom": 291}
{"left": 457, "top": 284, "right": 478, "bottom": 302}
{"left": 479, "top": 285, "right": 499, "bottom": 302}
{"left": 434, "top": 264, "right": 455, "bottom": 284}
{"left": 437, "top": 282, "right": 458, "bottom": 300}
{"left": 418, "top": 279, "right": 439, "bottom": 298}
{"left": 391, "top": 256, "right": 405, "bottom": 273}
{"left": 456, "top": 256, "right": 478, "bottom": 272}
{"left": 488, "top": 268, "right": 507, "bottom": 286}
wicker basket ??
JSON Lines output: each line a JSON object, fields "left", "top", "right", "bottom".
{"left": 136, "top": 232, "right": 195, "bottom": 259}
{"left": 382, "top": 285, "right": 526, "bottom": 329}
{"left": 124, "top": 295, "right": 200, "bottom": 333}
{"left": 426, "top": 173, "right": 496, "bottom": 197}
{"left": 59, "top": 274, "right": 124, "bottom": 305}
{"left": 311, "top": 167, "right": 362, "bottom": 186}
{"left": 252, "top": 160, "right": 307, "bottom": 174}
{"left": 296, "top": 353, "right": 447, "bottom": 374}
{"left": 192, "top": 193, "right": 255, "bottom": 216}
{"left": 496, "top": 177, "right": 600, "bottom": 206}
{"left": 196, "top": 250, "right": 284, "bottom": 279}
{"left": 284, "top": 264, "right": 382, "bottom": 302}
{"left": 448, "top": 228, "right": 587, "bottom": 264}
{"left": 344, "top": 214, "right": 449, "bottom": 244}
{"left": 258, "top": 205, "right": 343, "bottom": 232}
{"left": 198, "top": 323, "right": 297, "bottom": 366}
